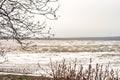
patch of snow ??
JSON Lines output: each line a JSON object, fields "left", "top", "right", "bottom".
{"left": 0, "top": 52, "right": 120, "bottom": 75}
{"left": 0, "top": 56, "right": 5, "bottom": 63}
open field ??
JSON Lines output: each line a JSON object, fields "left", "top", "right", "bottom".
{"left": 0, "top": 40, "right": 120, "bottom": 77}
{"left": 0, "top": 40, "right": 120, "bottom": 53}
{"left": 0, "top": 74, "right": 51, "bottom": 80}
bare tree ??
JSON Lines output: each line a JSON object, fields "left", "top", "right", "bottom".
{"left": 0, "top": 0, "right": 59, "bottom": 45}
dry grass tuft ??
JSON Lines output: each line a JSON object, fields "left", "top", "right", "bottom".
{"left": 46, "top": 58, "right": 120, "bottom": 80}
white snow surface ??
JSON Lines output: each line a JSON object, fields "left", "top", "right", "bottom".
{"left": 0, "top": 40, "right": 120, "bottom": 76}
{"left": 0, "top": 52, "right": 120, "bottom": 76}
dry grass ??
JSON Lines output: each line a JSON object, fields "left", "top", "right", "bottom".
{"left": 0, "top": 74, "right": 52, "bottom": 80}
{"left": 47, "top": 59, "right": 120, "bottom": 80}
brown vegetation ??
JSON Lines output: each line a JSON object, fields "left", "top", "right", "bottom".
{"left": 47, "top": 59, "right": 120, "bottom": 80}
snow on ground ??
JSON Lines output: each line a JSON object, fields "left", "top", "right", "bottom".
{"left": 0, "top": 40, "right": 120, "bottom": 76}
{"left": 0, "top": 52, "right": 120, "bottom": 75}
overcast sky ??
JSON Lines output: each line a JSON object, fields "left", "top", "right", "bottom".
{"left": 49, "top": 0, "right": 120, "bottom": 38}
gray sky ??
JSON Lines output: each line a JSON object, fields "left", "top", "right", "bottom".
{"left": 49, "top": 0, "right": 120, "bottom": 38}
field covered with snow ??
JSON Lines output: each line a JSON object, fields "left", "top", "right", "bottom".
{"left": 0, "top": 40, "right": 120, "bottom": 76}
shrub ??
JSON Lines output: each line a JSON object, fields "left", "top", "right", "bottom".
{"left": 45, "top": 58, "right": 120, "bottom": 80}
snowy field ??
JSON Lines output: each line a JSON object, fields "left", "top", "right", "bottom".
{"left": 0, "top": 40, "right": 120, "bottom": 76}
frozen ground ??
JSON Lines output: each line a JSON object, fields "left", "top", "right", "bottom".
{"left": 0, "top": 40, "right": 120, "bottom": 76}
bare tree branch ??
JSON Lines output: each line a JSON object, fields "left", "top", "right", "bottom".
{"left": 0, "top": 0, "right": 59, "bottom": 45}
